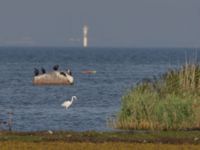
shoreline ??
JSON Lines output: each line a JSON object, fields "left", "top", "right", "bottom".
{"left": 0, "top": 130, "right": 200, "bottom": 144}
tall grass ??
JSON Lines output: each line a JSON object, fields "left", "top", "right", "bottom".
{"left": 115, "top": 63, "right": 200, "bottom": 130}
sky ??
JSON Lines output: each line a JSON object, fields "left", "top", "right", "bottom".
{"left": 0, "top": 0, "right": 200, "bottom": 47}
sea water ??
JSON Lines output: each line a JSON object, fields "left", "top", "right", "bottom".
{"left": 0, "top": 47, "right": 197, "bottom": 131}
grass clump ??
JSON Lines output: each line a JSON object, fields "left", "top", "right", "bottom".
{"left": 115, "top": 63, "right": 200, "bottom": 130}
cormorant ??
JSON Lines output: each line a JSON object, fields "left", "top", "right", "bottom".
{"left": 66, "top": 69, "right": 72, "bottom": 76}
{"left": 60, "top": 72, "right": 66, "bottom": 77}
{"left": 53, "top": 65, "right": 59, "bottom": 71}
{"left": 41, "top": 68, "right": 46, "bottom": 74}
{"left": 34, "top": 68, "right": 39, "bottom": 76}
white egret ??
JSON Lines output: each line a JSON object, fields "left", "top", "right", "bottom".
{"left": 61, "top": 96, "right": 77, "bottom": 109}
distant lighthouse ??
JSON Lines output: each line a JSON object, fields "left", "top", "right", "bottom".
{"left": 83, "top": 25, "right": 88, "bottom": 48}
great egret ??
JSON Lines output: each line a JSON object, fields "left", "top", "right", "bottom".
{"left": 61, "top": 96, "right": 77, "bottom": 109}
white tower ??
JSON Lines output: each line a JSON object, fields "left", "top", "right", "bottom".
{"left": 83, "top": 25, "right": 88, "bottom": 47}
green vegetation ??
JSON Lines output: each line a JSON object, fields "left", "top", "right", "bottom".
{"left": 0, "top": 131, "right": 200, "bottom": 149}
{"left": 115, "top": 63, "right": 200, "bottom": 130}
{"left": 0, "top": 130, "right": 200, "bottom": 143}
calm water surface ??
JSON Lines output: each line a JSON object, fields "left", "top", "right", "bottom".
{"left": 0, "top": 47, "right": 198, "bottom": 131}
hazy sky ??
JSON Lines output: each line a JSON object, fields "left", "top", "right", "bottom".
{"left": 0, "top": 0, "right": 200, "bottom": 47}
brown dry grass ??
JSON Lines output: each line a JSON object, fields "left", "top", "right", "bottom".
{"left": 0, "top": 141, "right": 200, "bottom": 150}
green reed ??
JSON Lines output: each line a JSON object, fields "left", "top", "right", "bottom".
{"left": 114, "top": 63, "right": 200, "bottom": 130}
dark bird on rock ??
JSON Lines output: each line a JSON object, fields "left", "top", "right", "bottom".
{"left": 53, "top": 65, "right": 59, "bottom": 71}
{"left": 34, "top": 68, "right": 39, "bottom": 76}
{"left": 41, "top": 67, "right": 46, "bottom": 74}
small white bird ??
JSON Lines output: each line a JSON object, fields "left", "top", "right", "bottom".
{"left": 61, "top": 96, "right": 77, "bottom": 109}
{"left": 48, "top": 130, "right": 53, "bottom": 134}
